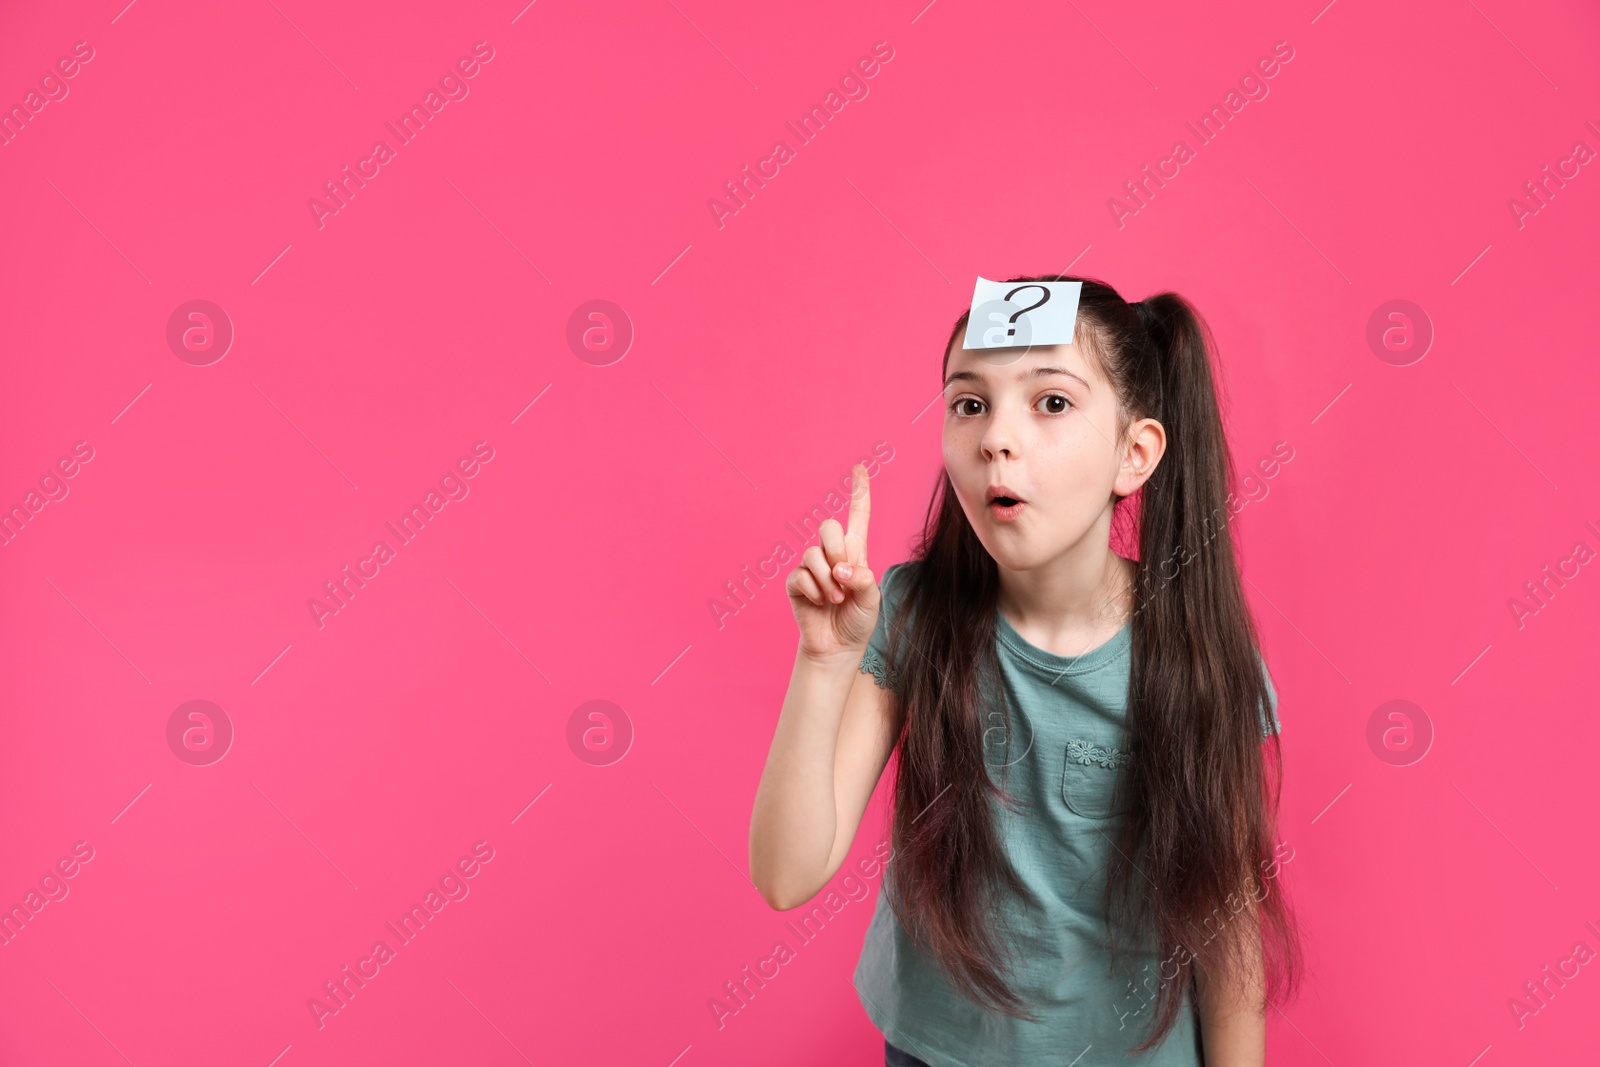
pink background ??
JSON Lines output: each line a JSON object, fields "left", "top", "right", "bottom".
{"left": 2, "top": 0, "right": 1598, "bottom": 1063}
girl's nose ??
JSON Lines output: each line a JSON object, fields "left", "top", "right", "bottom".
{"left": 981, "top": 410, "right": 1019, "bottom": 461}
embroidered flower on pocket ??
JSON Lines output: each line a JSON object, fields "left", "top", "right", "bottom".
{"left": 1066, "top": 738, "right": 1130, "bottom": 770}
{"left": 1062, "top": 738, "right": 1132, "bottom": 820}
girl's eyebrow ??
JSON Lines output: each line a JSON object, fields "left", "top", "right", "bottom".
{"left": 944, "top": 365, "right": 1090, "bottom": 390}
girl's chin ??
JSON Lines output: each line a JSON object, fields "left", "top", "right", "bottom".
{"left": 975, "top": 533, "right": 1047, "bottom": 570}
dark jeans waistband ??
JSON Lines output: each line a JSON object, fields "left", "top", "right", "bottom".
{"left": 885, "top": 1038, "right": 935, "bottom": 1067}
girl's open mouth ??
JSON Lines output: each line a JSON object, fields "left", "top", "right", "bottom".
{"left": 988, "top": 496, "right": 1025, "bottom": 520}
{"left": 984, "top": 484, "right": 1026, "bottom": 521}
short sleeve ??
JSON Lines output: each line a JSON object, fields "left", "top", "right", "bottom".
{"left": 1259, "top": 654, "right": 1282, "bottom": 740}
{"left": 859, "top": 561, "right": 912, "bottom": 690}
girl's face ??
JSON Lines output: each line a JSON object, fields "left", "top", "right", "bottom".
{"left": 941, "top": 333, "right": 1161, "bottom": 572}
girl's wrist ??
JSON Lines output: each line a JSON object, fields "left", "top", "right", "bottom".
{"left": 796, "top": 644, "right": 867, "bottom": 673}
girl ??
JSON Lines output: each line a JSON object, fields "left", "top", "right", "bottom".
{"left": 749, "top": 275, "right": 1302, "bottom": 1066}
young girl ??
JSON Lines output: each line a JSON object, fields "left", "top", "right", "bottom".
{"left": 749, "top": 275, "right": 1302, "bottom": 1066}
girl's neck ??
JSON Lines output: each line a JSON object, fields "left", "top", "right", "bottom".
{"left": 995, "top": 540, "right": 1133, "bottom": 659}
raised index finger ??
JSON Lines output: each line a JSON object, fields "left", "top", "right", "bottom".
{"left": 844, "top": 463, "right": 871, "bottom": 561}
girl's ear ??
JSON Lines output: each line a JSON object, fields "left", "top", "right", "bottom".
{"left": 1115, "top": 417, "right": 1167, "bottom": 497}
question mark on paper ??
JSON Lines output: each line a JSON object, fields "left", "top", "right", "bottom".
{"left": 1003, "top": 285, "right": 1051, "bottom": 337}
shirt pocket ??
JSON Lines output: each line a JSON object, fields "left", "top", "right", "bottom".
{"left": 1061, "top": 738, "right": 1133, "bottom": 820}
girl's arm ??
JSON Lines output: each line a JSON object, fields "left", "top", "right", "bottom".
{"left": 1194, "top": 911, "right": 1267, "bottom": 1066}
{"left": 749, "top": 649, "right": 901, "bottom": 909}
{"left": 749, "top": 465, "right": 901, "bottom": 910}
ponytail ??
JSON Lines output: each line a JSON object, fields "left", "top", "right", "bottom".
{"left": 1110, "top": 287, "right": 1302, "bottom": 1050}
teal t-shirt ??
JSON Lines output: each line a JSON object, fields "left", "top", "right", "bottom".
{"left": 853, "top": 560, "right": 1280, "bottom": 1067}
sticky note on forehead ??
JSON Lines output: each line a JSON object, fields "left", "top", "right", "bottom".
{"left": 962, "top": 277, "right": 1083, "bottom": 349}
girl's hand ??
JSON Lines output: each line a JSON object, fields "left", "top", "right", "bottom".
{"left": 786, "top": 464, "right": 880, "bottom": 662}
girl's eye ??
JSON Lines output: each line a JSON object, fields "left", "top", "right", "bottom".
{"left": 950, "top": 395, "right": 1069, "bottom": 417}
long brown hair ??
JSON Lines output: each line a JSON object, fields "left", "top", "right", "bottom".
{"left": 878, "top": 275, "right": 1301, "bottom": 1049}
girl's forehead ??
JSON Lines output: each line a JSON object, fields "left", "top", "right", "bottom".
{"left": 943, "top": 341, "right": 1102, "bottom": 389}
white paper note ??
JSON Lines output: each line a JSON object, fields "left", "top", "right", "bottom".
{"left": 962, "top": 277, "right": 1083, "bottom": 349}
